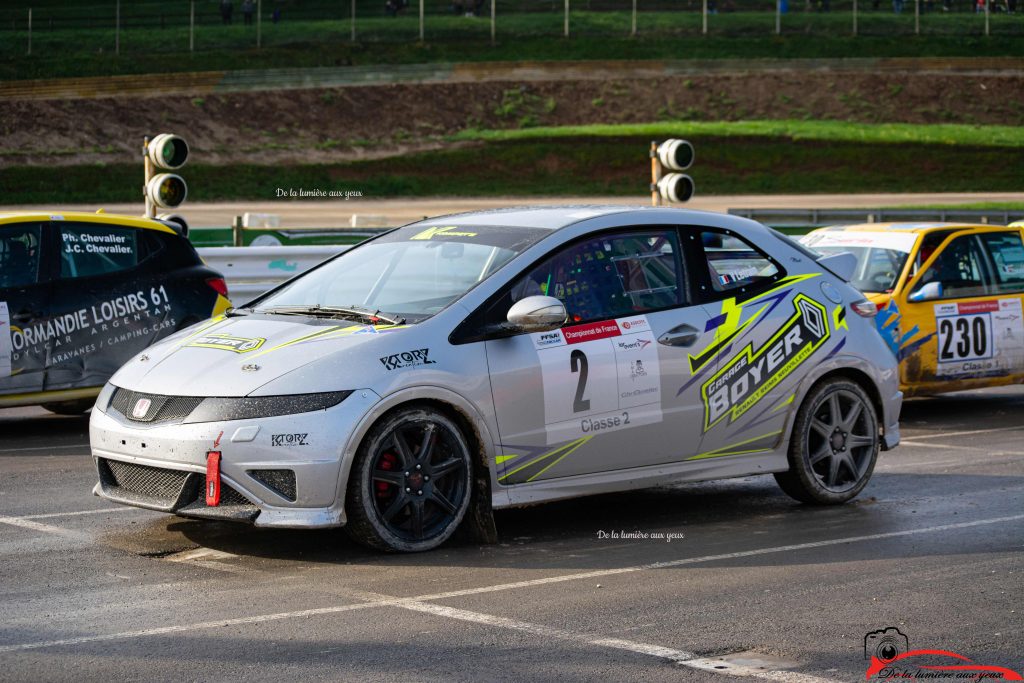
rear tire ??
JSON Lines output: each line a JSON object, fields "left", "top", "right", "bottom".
{"left": 344, "top": 406, "right": 473, "bottom": 553}
{"left": 41, "top": 399, "right": 94, "bottom": 416}
{"left": 774, "top": 378, "right": 879, "bottom": 505}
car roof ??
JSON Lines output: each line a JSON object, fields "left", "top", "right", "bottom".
{"left": 0, "top": 211, "right": 176, "bottom": 234}
{"left": 407, "top": 205, "right": 757, "bottom": 231}
{"left": 814, "top": 222, "right": 1008, "bottom": 234}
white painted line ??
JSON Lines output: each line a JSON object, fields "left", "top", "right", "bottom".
{"left": 0, "top": 444, "right": 90, "bottom": 454}
{"left": 0, "top": 516, "right": 89, "bottom": 540}
{"left": 389, "top": 599, "right": 839, "bottom": 682}
{"left": 878, "top": 458, "right": 965, "bottom": 469}
{"left": 0, "top": 602, "right": 381, "bottom": 653}
{"left": 13, "top": 507, "right": 133, "bottom": 521}
{"left": 165, "top": 548, "right": 249, "bottom": 574}
{"left": 1, "top": 513, "right": 1022, "bottom": 654}
{"left": 902, "top": 425, "right": 1022, "bottom": 441}
{"left": 336, "top": 589, "right": 841, "bottom": 682}
{"left": 410, "top": 513, "right": 1024, "bottom": 604}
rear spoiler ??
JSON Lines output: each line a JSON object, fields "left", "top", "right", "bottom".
{"left": 816, "top": 252, "right": 857, "bottom": 282}
{"left": 769, "top": 229, "right": 855, "bottom": 282}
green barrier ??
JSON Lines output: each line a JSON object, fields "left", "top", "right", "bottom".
{"left": 189, "top": 227, "right": 388, "bottom": 248}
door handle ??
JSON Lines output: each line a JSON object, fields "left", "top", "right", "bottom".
{"left": 12, "top": 310, "right": 40, "bottom": 324}
{"left": 658, "top": 323, "right": 700, "bottom": 348}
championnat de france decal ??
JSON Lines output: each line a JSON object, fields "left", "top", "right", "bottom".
{"left": 531, "top": 315, "right": 662, "bottom": 445}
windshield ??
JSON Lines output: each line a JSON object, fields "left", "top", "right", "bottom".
{"left": 800, "top": 230, "right": 916, "bottom": 293}
{"left": 253, "top": 224, "right": 549, "bottom": 322}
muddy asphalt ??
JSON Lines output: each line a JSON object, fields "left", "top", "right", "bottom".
{"left": 0, "top": 386, "right": 1021, "bottom": 682}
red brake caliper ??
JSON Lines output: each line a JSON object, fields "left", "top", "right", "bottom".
{"left": 376, "top": 452, "right": 398, "bottom": 499}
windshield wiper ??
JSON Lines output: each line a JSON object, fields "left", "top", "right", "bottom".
{"left": 225, "top": 307, "right": 253, "bottom": 317}
{"left": 257, "top": 305, "right": 405, "bottom": 326}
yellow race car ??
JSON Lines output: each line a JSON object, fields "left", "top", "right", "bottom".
{"left": 801, "top": 222, "right": 1024, "bottom": 397}
{"left": 0, "top": 211, "right": 231, "bottom": 413}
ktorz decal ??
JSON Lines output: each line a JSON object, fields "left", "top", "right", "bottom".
{"left": 380, "top": 348, "right": 436, "bottom": 371}
{"left": 271, "top": 433, "right": 308, "bottom": 447}
{"left": 702, "top": 294, "right": 830, "bottom": 431}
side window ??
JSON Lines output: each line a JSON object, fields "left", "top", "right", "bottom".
{"left": 980, "top": 232, "right": 1024, "bottom": 294}
{"left": 0, "top": 224, "right": 43, "bottom": 289}
{"left": 700, "top": 231, "right": 780, "bottom": 294}
{"left": 910, "top": 234, "right": 988, "bottom": 300}
{"left": 59, "top": 223, "right": 139, "bottom": 279}
{"left": 511, "top": 230, "right": 684, "bottom": 324}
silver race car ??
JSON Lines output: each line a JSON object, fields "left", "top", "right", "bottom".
{"left": 90, "top": 207, "right": 902, "bottom": 552}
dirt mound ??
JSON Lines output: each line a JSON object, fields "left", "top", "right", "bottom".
{"left": 2, "top": 70, "right": 1023, "bottom": 168}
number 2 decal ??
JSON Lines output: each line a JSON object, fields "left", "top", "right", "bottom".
{"left": 570, "top": 349, "right": 590, "bottom": 413}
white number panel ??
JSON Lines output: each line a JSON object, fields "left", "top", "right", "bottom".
{"left": 533, "top": 316, "right": 663, "bottom": 444}
{"left": 934, "top": 298, "right": 1024, "bottom": 377}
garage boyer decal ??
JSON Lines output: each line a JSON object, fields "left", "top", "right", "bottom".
{"left": 702, "top": 294, "right": 830, "bottom": 432}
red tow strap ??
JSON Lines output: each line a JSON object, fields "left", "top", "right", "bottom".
{"left": 206, "top": 451, "right": 222, "bottom": 506}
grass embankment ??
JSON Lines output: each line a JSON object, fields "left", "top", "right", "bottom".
{"left": 2, "top": 10, "right": 1023, "bottom": 80}
{"left": 3, "top": 121, "right": 1022, "bottom": 204}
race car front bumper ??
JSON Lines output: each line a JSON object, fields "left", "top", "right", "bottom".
{"left": 89, "top": 389, "right": 381, "bottom": 528}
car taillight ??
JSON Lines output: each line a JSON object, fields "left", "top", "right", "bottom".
{"left": 206, "top": 277, "right": 229, "bottom": 297}
{"left": 850, "top": 300, "right": 878, "bottom": 317}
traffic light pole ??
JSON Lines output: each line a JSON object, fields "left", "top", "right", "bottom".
{"left": 650, "top": 141, "right": 660, "bottom": 207}
{"left": 143, "top": 136, "right": 155, "bottom": 219}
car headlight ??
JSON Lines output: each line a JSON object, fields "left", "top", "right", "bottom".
{"left": 95, "top": 382, "right": 117, "bottom": 414}
{"left": 182, "top": 391, "right": 352, "bottom": 424}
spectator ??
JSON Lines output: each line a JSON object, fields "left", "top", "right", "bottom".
{"left": 242, "top": 0, "right": 254, "bottom": 25}
{"left": 220, "top": 0, "right": 233, "bottom": 24}
{"left": 272, "top": 6, "right": 281, "bottom": 22}
{"left": 893, "top": 0, "right": 904, "bottom": 12}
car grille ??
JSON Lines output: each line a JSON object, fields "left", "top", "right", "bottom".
{"left": 248, "top": 469, "right": 297, "bottom": 502}
{"left": 100, "top": 457, "right": 190, "bottom": 500}
{"left": 110, "top": 388, "right": 205, "bottom": 424}
{"left": 97, "top": 457, "right": 259, "bottom": 520}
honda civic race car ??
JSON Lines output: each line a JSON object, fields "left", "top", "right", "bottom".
{"left": 91, "top": 207, "right": 902, "bottom": 552}
{"left": 801, "top": 222, "right": 1024, "bottom": 396}
{"left": 1, "top": 212, "right": 231, "bottom": 413}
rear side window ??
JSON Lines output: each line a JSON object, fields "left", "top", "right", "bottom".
{"left": 60, "top": 223, "right": 139, "bottom": 279}
{"left": 980, "top": 231, "right": 1024, "bottom": 294}
{"left": 0, "top": 223, "right": 43, "bottom": 289}
{"left": 700, "top": 231, "right": 780, "bottom": 293}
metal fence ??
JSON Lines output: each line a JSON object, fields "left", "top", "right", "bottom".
{"left": 3, "top": 0, "right": 1020, "bottom": 62}
{"left": 197, "top": 244, "right": 348, "bottom": 300}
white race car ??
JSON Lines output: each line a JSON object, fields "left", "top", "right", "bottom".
{"left": 91, "top": 207, "right": 902, "bottom": 552}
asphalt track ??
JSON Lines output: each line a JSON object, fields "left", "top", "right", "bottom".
{"left": 12, "top": 192, "right": 1024, "bottom": 227}
{"left": 0, "top": 386, "right": 1021, "bottom": 682}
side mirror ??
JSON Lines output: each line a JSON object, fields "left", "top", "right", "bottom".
{"left": 507, "top": 295, "right": 567, "bottom": 332}
{"left": 908, "top": 281, "right": 943, "bottom": 303}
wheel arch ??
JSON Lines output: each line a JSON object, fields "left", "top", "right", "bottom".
{"left": 336, "top": 386, "right": 499, "bottom": 543}
{"left": 789, "top": 356, "right": 891, "bottom": 453}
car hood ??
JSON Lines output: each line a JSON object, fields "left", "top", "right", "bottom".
{"left": 110, "top": 315, "right": 412, "bottom": 397}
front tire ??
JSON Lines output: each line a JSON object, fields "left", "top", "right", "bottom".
{"left": 345, "top": 406, "right": 473, "bottom": 553}
{"left": 775, "top": 379, "right": 879, "bottom": 505}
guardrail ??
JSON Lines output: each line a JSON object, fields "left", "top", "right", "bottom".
{"left": 198, "top": 245, "right": 348, "bottom": 303}
{"left": 728, "top": 208, "right": 1024, "bottom": 234}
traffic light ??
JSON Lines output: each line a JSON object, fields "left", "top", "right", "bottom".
{"left": 650, "top": 139, "right": 695, "bottom": 206}
{"left": 144, "top": 134, "right": 189, "bottom": 220}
